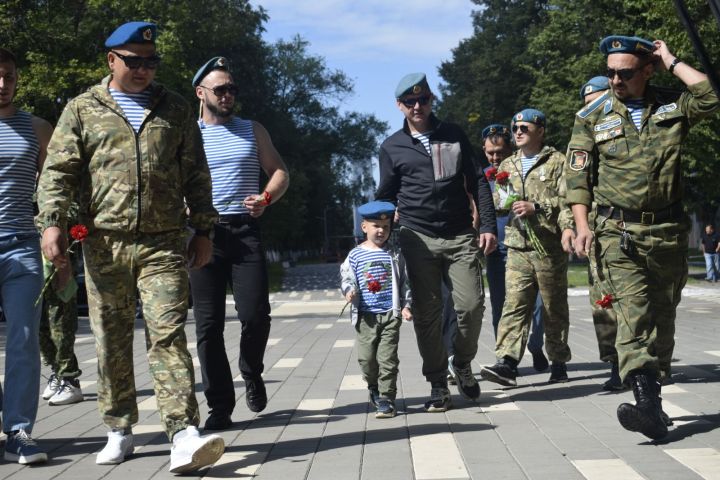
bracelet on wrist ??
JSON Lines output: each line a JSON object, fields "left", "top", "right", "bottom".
{"left": 669, "top": 58, "right": 682, "bottom": 74}
{"left": 261, "top": 190, "right": 272, "bottom": 206}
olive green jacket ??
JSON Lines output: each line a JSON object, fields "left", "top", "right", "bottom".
{"left": 496, "top": 145, "right": 574, "bottom": 253}
{"left": 37, "top": 75, "right": 217, "bottom": 234}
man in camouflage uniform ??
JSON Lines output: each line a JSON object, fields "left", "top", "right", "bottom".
{"left": 37, "top": 21, "right": 224, "bottom": 472}
{"left": 567, "top": 35, "right": 719, "bottom": 440}
{"left": 578, "top": 76, "right": 625, "bottom": 391}
{"left": 480, "top": 109, "right": 575, "bottom": 387}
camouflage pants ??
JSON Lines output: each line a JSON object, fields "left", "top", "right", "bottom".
{"left": 39, "top": 281, "right": 81, "bottom": 379}
{"left": 596, "top": 217, "right": 689, "bottom": 382}
{"left": 588, "top": 241, "right": 618, "bottom": 364}
{"left": 83, "top": 230, "right": 199, "bottom": 439}
{"left": 355, "top": 311, "right": 401, "bottom": 400}
{"left": 495, "top": 248, "right": 571, "bottom": 363}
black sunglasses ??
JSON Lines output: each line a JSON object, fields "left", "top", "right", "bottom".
{"left": 200, "top": 84, "right": 239, "bottom": 97}
{"left": 111, "top": 50, "right": 161, "bottom": 70}
{"left": 399, "top": 95, "right": 431, "bottom": 108}
{"left": 606, "top": 65, "right": 646, "bottom": 82}
{"left": 511, "top": 124, "right": 531, "bottom": 134}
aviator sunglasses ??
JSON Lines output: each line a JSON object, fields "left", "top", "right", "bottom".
{"left": 400, "top": 95, "right": 431, "bottom": 108}
{"left": 111, "top": 51, "right": 162, "bottom": 70}
{"left": 200, "top": 84, "right": 239, "bottom": 97}
{"left": 511, "top": 124, "right": 531, "bottom": 134}
{"left": 606, "top": 64, "right": 647, "bottom": 82}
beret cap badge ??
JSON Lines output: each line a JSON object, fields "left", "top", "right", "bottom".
{"left": 217, "top": 57, "right": 227, "bottom": 66}
{"left": 412, "top": 85, "right": 421, "bottom": 94}
{"left": 143, "top": 28, "right": 153, "bottom": 41}
{"left": 612, "top": 40, "right": 622, "bottom": 49}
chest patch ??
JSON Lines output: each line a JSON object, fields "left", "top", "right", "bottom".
{"left": 594, "top": 117, "right": 622, "bottom": 131}
{"left": 595, "top": 127, "right": 623, "bottom": 142}
{"left": 654, "top": 103, "right": 678, "bottom": 116}
{"left": 569, "top": 150, "right": 589, "bottom": 171}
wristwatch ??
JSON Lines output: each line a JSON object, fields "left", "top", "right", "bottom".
{"left": 669, "top": 58, "right": 682, "bottom": 74}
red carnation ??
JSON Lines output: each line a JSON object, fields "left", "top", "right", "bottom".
{"left": 368, "top": 280, "right": 382, "bottom": 293}
{"left": 485, "top": 167, "right": 497, "bottom": 182}
{"left": 495, "top": 171, "right": 510, "bottom": 186}
{"left": 595, "top": 294, "right": 614, "bottom": 309}
{"left": 69, "top": 224, "right": 89, "bottom": 242}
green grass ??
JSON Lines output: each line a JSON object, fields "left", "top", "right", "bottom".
{"left": 268, "top": 262, "right": 284, "bottom": 293}
{"left": 567, "top": 263, "right": 590, "bottom": 288}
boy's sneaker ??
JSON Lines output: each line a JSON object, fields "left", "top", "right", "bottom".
{"left": 450, "top": 357, "right": 480, "bottom": 401}
{"left": 4, "top": 429, "right": 48, "bottom": 464}
{"left": 375, "top": 398, "right": 396, "bottom": 418}
{"left": 96, "top": 429, "right": 134, "bottom": 464}
{"left": 549, "top": 362, "right": 569, "bottom": 383}
{"left": 49, "top": 377, "right": 83, "bottom": 405}
{"left": 424, "top": 381, "right": 452, "bottom": 412}
{"left": 368, "top": 388, "right": 380, "bottom": 408}
{"left": 168, "top": 425, "right": 224, "bottom": 474}
{"left": 480, "top": 359, "right": 518, "bottom": 387}
{"left": 42, "top": 373, "right": 60, "bottom": 400}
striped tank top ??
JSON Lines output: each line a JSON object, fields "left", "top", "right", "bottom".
{"left": 0, "top": 110, "right": 39, "bottom": 233}
{"left": 199, "top": 117, "right": 260, "bottom": 215}
{"left": 348, "top": 246, "right": 394, "bottom": 314}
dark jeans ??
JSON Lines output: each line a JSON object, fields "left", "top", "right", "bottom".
{"left": 190, "top": 220, "right": 271, "bottom": 414}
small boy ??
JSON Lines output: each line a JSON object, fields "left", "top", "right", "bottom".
{"left": 340, "top": 201, "right": 412, "bottom": 418}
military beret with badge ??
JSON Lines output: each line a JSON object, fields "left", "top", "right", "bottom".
{"left": 192, "top": 56, "right": 231, "bottom": 87}
{"left": 512, "top": 108, "right": 545, "bottom": 127}
{"left": 105, "top": 21, "right": 157, "bottom": 48}
{"left": 482, "top": 123, "right": 511, "bottom": 140}
{"left": 395, "top": 73, "right": 431, "bottom": 99}
{"left": 580, "top": 76, "right": 610, "bottom": 100}
{"left": 358, "top": 201, "right": 396, "bottom": 221}
{"left": 599, "top": 35, "right": 655, "bottom": 56}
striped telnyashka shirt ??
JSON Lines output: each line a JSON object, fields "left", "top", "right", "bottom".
{"left": 199, "top": 117, "right": 260, "bottom": 215}
{"left": 0, "top": 110, "right": 39, "bottom": 234}
{"left": 109, "top": 88, "right": 151, "bottom": 132}
{"left": 347, "top": 246, "right": 393, "bottom": 314}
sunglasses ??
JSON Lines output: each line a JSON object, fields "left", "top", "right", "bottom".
{"left": 111, "top": 51, "right": 161, "bottom": 70}
{"left": 200, "top": 84, "right": 239, "bottom": 97}
{"left": 399, "top": 95, "right": 431, "bottom": 108}
{"left": 511, "top": 124, "right": 531, "bottom": 134}
{"left": 606, "top": 65, "right": 646, "bottom": 82}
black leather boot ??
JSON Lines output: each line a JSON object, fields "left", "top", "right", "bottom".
{"left": 617, "top": 370, "right": 668, "bottom": 440}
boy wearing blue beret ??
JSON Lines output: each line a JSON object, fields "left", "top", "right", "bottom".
{"left": 340, "top": 201, "right": 412, "bottom": 418}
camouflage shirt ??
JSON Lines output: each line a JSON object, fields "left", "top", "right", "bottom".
{"left": 496, "top": 145, "right": 574, "bottom": 252}
{"left": 37, "top": 75, "right": 217, "bottom": 233}
{"left": 566, "top": 80, "right": 719, "bottom": 210}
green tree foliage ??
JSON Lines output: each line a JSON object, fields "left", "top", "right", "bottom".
{"left": 438, "top": 0, "right": 720, "bottom": 218}
{"left": 0, "top": 0, "right": 387, "bottom": 251}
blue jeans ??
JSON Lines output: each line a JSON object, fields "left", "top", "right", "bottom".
{"left": 0, "top": 233, "right": 43, "bottom": 433}
{"left": 704, "top": 252, "right": 719, "bottom": 281}
{"left": 486, "top": 246, "right": 545, "bottom": 351}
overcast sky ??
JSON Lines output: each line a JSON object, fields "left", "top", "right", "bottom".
{"left": 249, "top": 1, "right": 477, "bottom": 133}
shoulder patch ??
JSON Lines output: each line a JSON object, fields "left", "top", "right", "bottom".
{"left": 569, "top": 150, "right": 589, "bottom": 171}
{"left": 577, "top": 92, "right": 609, "bottom": 118}
{"left": 654, "top": 103, "right": 678, "bottom": 115}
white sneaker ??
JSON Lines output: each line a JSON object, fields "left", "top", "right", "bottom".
{"left": 169, "top": 425, "right": 224, "bottom": 474}
{"left": 42, "top": 374, "right": 60, "bottom": 400}
{"left": 96, "top": 429, "right": 134, "bottom": 465}
{"left": 49, "top": 378, "right": 83, "bottom": 405}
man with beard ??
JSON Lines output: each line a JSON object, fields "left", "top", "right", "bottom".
{"left": 190, "top": 57, "right": 289, "bottom": 430}
{"left": 568, "top": 35, "right": 719, "bottom": 439}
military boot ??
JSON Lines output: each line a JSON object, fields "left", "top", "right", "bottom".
{"left": 616, "top": 370, "right": 668, "bottom": 440}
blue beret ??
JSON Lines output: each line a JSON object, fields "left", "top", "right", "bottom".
{"left": 482, "top": 123, "right": 511, "bottom": 140}
{"left": 512, "top": 108, "right": 545, "bottom": 127}
{"left": 580, "top": 76, "right": 610, "bottom": 100}
{"left": 395, "top": 73, "right": 430, "bottom": 98}
{"left": 192, "top": 56, "right": 230, "bottom": 87}
{"left": 358, "top": 201, "right": 396, "bottom": 220}
{"left": 105, "top": 21, "right": 157, "bottom": 48}
{"left": 599, "top": 35, "right": 655, "bottom": 55}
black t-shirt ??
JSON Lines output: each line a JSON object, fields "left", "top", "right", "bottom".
{"left": 701, "top": 231, "right": 720, "bottom": 252}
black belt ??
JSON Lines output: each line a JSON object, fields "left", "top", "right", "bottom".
{"left": 597, "top": 203, "right": 683, "bottom": 225}
{"left": 217, "top": 214, "right": 255, "bottom": 226}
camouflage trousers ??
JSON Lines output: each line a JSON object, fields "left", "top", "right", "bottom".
{"left": 39, "top": 278, "right": 81, "bottom": 379}
{"left": 588, "top": 241, "right": 618, "bottom": 364}
{"left": 83, "top": 230, "right": 199, "bottom": 440}
{"left": 355, "top": 311, "right": 401, "bottom": 400}
{"left": 596, "top": 216, "right": 689, "bottom": 382}
{"left": 495, "top": 248, "right": 571, "bottom": 363}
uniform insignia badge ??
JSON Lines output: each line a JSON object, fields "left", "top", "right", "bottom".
{"left": 569, "top": 150, "right": 589, "bottom": 171}
{"left": 594, "top": 117, "right": 622, "bottom": 131}
{"left": 412, "top": 85, "right": 421, "bottom": 94}
{"left": 143, "top": 28, "right": 153, "bottom": 41}
{"left": 217, "top": 57, "right": 227, "bottom": 66}
{"left": 612, "top": 40, "right": 622, "bottom": 49}
{"left": 608, "top": 144, "right": 617, "bottom": 154}
{"left": 380, "top": 214, "right": 388, "bottom": 220}
{"left": 585, "top": 85, "right": 593, "bottom": 94}
{"left": 654, "top": 103, "right": 678, "bottom": 115}
{"left": 515, "top": 113, "right": 523, "bottom": 121}
{"left": 595, "top": 126, "right": 623, "bottom": 142}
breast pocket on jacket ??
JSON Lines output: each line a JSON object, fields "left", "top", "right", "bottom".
{"left": 430, "top": 142, "right": 461, "bottom": 181}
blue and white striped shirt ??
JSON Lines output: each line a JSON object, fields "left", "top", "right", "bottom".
{"left": 199, "top": 117, "right": 260, "bottom": 215}
{"left": 520, "top": 153, "right": 539, "bottom": 179}
{"left": 0, "top": 110, "right": 39, "bottom": 234}
{"left": 109, "top": 88, "right": 151, "bottom": 132}
{"left": 348, "top": 246, "right": 394, "bottom": 313}
{"left": 624, "top": 99, "right": 644, "bottom": 131}
{"left": 412, "top": 131, "right": 432, "bottom": 155}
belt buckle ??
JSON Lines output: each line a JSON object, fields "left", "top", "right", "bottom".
{"left": 641, "top": 211, "right": 654, "bottom": 224}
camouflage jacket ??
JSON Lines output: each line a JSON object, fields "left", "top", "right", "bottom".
{"left": 566, "top": 80, "right": 719, "bottom": 211}
{"left": 496, "top": 145, "right": 574, "bottom": 252}
{"left": 37, "top": 75, "right": 217, "bottom": 234}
